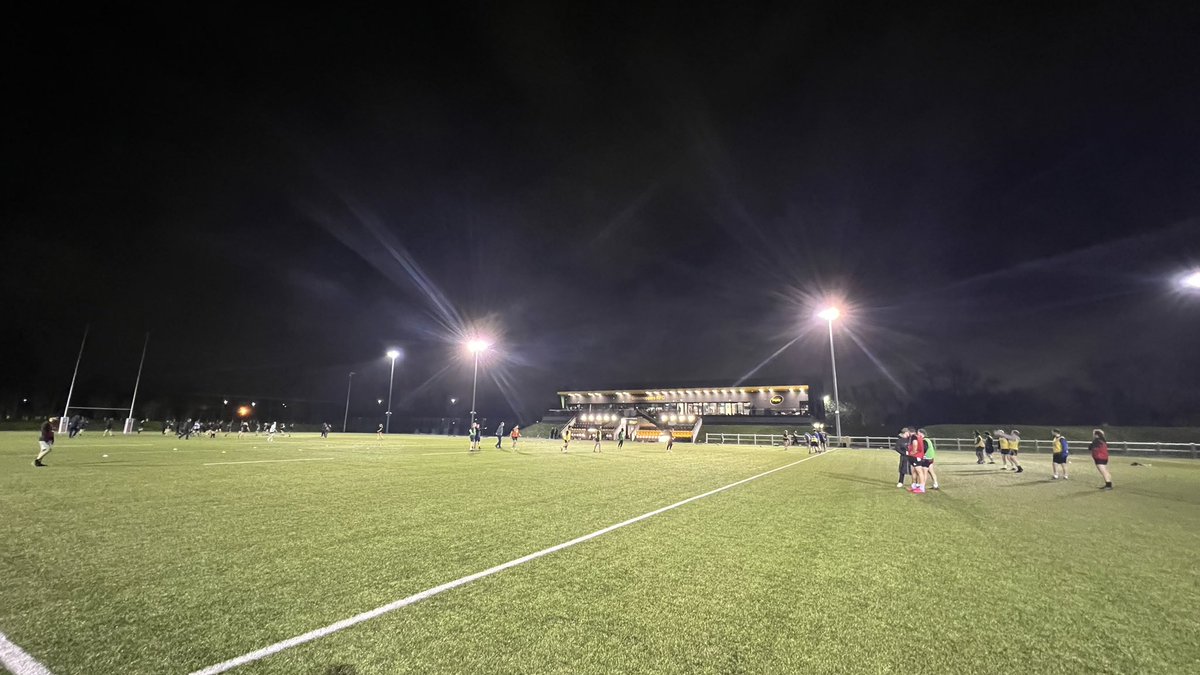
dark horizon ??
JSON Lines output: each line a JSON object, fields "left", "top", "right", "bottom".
{"left": 4, "top": 4, "right": 1200, "bottom": 428}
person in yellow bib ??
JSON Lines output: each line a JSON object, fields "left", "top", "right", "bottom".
{"left": 996, "top": 430, "right": 1012, "bottom": 469}
{"left": 1050, "top": 429, "right": 1069, "bottom": 480}
{"left": 561, "top": 426, "right": 572, "bottom": 453}
{"left": 1008, "top": 429, "right": 1024, "bottom": 473}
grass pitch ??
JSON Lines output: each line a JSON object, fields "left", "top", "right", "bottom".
{"left": 2, "top": 431, "right": 1199, "bottom": 674}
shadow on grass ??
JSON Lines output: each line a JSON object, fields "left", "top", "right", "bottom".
{"left": 319, "top": 665, "right": 357, "bottom": 675}
{"left": 819, "top": 471, "right": 885, "bottom": 487}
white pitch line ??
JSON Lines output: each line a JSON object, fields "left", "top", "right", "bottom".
{"left": 203, "top": 458, "right": 337, "bottom": 466}
{"left": 0, "top": 631, "right": 54, "bottom": 675}
{"left": 188, "top": 449, "right": 836, "bottom": 674}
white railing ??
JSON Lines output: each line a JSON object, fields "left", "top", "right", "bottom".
{"left": 702, "top": 433, "right": 1200, "bottom": 458}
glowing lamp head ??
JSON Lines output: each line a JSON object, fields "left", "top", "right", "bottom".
{"left": 467, "top": 339, "right": 491, "bottom": 354}
{"left": 1182, "top": 270, "right": 1200, "bottom": 290}
{"left": 386, "top": 349, "right": 401, "bottom": 360}
{"left": 237, "top": 406, "right": 251, "bottom": 417}
{"left": 817, "top": 307, "right": 841, "bottom": 322}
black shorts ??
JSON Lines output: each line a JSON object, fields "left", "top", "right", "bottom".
{"left": 916, "top": 458, "right": 933, "bottom": 468}
{"left": 1093, "top": 457, "right": 1108, "bottom": 465}
{"left": 1052, "top": 452, "right": 1067, "bottom": 464}
{"left": 1000, "top": 449, "right": 1011, "bottom": 455}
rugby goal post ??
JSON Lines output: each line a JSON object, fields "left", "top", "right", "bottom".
{"left": 58, "top": 329, "right": 150, "bottom": 435}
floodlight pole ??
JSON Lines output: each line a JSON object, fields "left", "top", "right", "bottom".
{"left": 825, "top": 318, "right": 842, "bottom": 442}
{"left": 343, "top": 371, "right": 355, "bottom": 433}
{"left": 470, "top": 351, "right": 481, "bottom": 427}
{"left": 60, "top": 325, "right": 89, "bottom": 433}
{"left": 386, "top": 357, "right": 397, "bottom": 434}
{"left": 124, "top": 332, "right": 149, "bottom": 434}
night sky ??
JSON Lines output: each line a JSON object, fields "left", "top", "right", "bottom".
{"left": 5, "top": 4, "right": 1200, "bottom": 426}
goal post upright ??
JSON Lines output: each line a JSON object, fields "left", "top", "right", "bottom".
{"left": 124, "top": 332, "right": 149, "bottom": 434}
{"left": 60, "top": 325, "right": 89, "bottom": 434}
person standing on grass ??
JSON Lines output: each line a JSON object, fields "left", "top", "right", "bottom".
{"left": 919, "top": 429, "right": 940, "bottom": 490}
{"left": 321, "top": 422, "right": 331, "bottom": 438}
{"left": 996, "top": 429, "right": 1011, "bottom": 469}
{"left": 34, "top": 416, "right": 59, "bottom": 467}
{"left": 1051, "top": 429, "right": 1070, "bottom": 479}
{"left": 376, "top": 423, "right": 384, "bottom": 439}
{"left": 973, "top": 430, "right": 985, "bottom": 464}
{"left": 894, "top": 428, "right": 914, "bottom": 488}
{"left": 984, "top": 430, "right": 996, "bottom": 464}
{"left": 665, "top": 430, "right": 675, "bottom": 453}
{"left": 561, "top": 426, "right": 571, "bottom": 453}
{"left": 617, "top": 426, "right": 626, "bottom": 449}
{"left": 1008, "top": 429, "right": 1024, "bottom": 473}
{"left": 907, "top": 428, "right": 927, "bottom": 493}
{"left": 239, "top": 420, "right": 248, "bottom": 439}
{"left": 1090, "top": 429, "right": 1112, "bottom": 490}
{"left": 510, "top": 425, "right": 520, "bottom": 449}
{"left": 103, "top": 417, "right": 114, "bottom": 437}
{"left": 495, "top": 421, "right": 506, "bottom": 449}
{"left": 593, "top": 428, "right": 602, "bottom": 453}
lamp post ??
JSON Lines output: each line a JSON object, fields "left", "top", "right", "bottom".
{"left": 816, "top": 307, "right": 842, "bottom": 443}
{"left": 385, "top": 350, "right": 400, "bottom": 434}
{"left": 467, "top": 339, "right": 490, "bottom": 428}
{"left": 343, "top": 371, "right": 355, "bottom": 433}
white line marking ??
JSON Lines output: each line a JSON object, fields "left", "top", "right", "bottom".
{"left": 188, "top": 450, "right": 836, "bottom": 674}
{"left": 202, "top": 458, "right": 337, "bottom": 466}
{"left": 0, "top": 631, "right": 54, "bottom": 675}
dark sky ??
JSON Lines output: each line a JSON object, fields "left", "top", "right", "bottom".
{"left": 4, "top": 3, "right": 1200, "bottom": 424}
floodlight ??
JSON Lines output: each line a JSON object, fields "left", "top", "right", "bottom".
{"left": 386, "top": 349, "right": 401, "bottom": 359}
{"left": 1182, "top": 270, "right": 1200, "bottom": 289}
{"left": 466, "top": 339, "right": 491, "bottom": 353}
{"left": 817, "top": 307, "right": 841, "bottom": 322}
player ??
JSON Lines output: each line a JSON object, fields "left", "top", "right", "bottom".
{"left": 907, "top": 428, "right": 927, "bottom": 493}
{"left": 894, "top": 428, "right": 914, "bottom": 488}
{"left": 34, "top": 416, "right": 59, "bottom": 467}
{"left": 665, "top": 430, "right": 675, "bottom": 453}
{"left": 996, "top": 429, "right": 1011, "bottom": 469}
{"left": 973, "top": 430, "right": 985, "bottom": 464}
{"left": 560, "top": 426, "right": 571, "bottom": 453}
{"left": 1090, "top": 428, "right": 1112, "bottom": 490}
{"left": 321, "top": 422, "right": 331, "bottom": 438}
{"left": 983, "top": 430, "right": 996, "bottom": 464}
{"left": 616, "top": 426, "right": 626, "bottom": 449}
{"left": 593, "top": 428, "right": 603, "bottom": 453}
{"left": 376, "top": 423, "right": 384, "bottom": 439}
{"left": 103, "top": 417, "right": 114, "bottom": 437}
{"left": 510, "top": 425, "right": 520, "bottom": 449}
{"left": 1008, "top": 429, "right": 1024, "bottom": 473}
{"left": 1051, "top": 429, "right": 1069, "bottom": 479}
{"left": 919, "top": 428, "right": 939, "bottom": 489}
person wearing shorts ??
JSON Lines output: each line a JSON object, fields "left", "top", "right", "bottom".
{"left": 919, "top": 428, "right": 939, "bottom": 490}
{"left": 1008, "top": 429, "right": 1024, "bottom": 473}
{"left": 34, "top": 417, "right": 59, "bottom": 467}
{"left": 665, "top": 431, "right": 675, "bottom": 453}
{"left": 984, "top": 431, "right": 996, "bottom": 464}
{"left": 560, "top": 426, "right": 571, "bottom": 453}
{"left": 997, "top": 430, "right": 1012, "bottom": 468}
{"left": 973, "top": 430, "right": 985, "bottom": 464}
{"left": 1051, "top": 429, "right": 1069, "bottom": 480}
{"left": 510, "top": 425, "right": 520, "bottom": 449}
{"left": 907, "top": 428, "right": 927, "bottom": 493}
{"left": 1090, "top": 428, "right": 1112, "bottom": 490}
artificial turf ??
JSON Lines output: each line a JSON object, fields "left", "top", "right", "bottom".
{"left": 1, "top": 431, "right": 1198, "bottom": 674}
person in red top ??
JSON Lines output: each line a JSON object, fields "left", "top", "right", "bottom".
{"left": 1090, "top": 428, "right": 1112, "bottom": 490}
{"left": 34, "top": 416, "right": 59, "bottom": 467}
{"left": 510, "top": 425, "right": 520, "bottom": 449}
{"left": 907, "top": 428, "right": 928, "bottom": 493}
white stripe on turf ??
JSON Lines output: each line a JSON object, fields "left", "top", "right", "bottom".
{"left": 202, "top": 458, "right": 337, "bottom": 466}
{"left": 0, "top": 631, "right": 54, "bottom": 675}
{"left": 188, "top": 449, "right": 837, "bottom": 674}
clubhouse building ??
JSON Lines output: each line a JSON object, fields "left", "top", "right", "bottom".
{"left": 546, "top": 381, "right": 819, "bottom": 442}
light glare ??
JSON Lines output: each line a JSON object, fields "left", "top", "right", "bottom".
{"left": 817, "top": 307, "right": 841, "bottom": 321}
